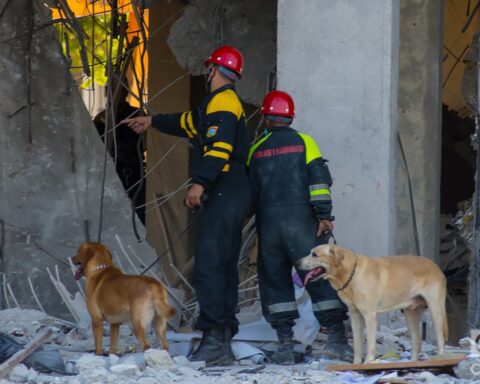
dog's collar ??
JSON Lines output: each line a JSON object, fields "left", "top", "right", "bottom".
{"left": 337, "top": 260, "right": 357, "bottom": 291}
{"left": 92, "top": 264, "right": 111, "bottom": 273}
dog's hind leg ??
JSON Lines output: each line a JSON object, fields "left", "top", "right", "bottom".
{"left": 350, "top": 308, "right": 365, "bottom": 364}
{"left": 132, "top": 302, "right": 154, "bottom": 351}
{"left": 153, "top": 315, "right": 169, "bottom": 351}
{"left": 92, "top": 318, "right": 104, "bottom": 355}
{"left": 404, "top": 305, "right": 425, "bottom": 361}
{"left": 109, "top": 323, "right": 120, "bottom": 355}
{"left": 422, "top": 285, "right": 447, "bottom": 356}
{"left": 364, "top": 311, "right": 377, "bottom": 363}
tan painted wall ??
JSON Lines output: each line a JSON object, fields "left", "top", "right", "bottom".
{"left": 443, "top": 0, "right": 478, "bottom": 112}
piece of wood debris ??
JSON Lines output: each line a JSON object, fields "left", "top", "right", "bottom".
{"left": 0, "top": 327, "right": 53, "bottom": 379}
{"left": 325, "top": 355, "right": 466, "bottom": 372}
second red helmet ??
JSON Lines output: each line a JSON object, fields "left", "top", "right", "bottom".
{"left": 205, "top": 46, "right": 244, "bottom": 78}
{"left": 261, "top": 90, "right": 295, "bottom": 118}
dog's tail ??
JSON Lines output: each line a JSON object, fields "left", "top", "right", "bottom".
{"left": 153, "top": 284, "right": 176, "bottom": 319}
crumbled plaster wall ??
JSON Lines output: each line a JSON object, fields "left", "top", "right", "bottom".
{"left": 396, "top": 0, "right": 443, "bottom": 262}
{"left": 0, "top": 1, "right": 159, "bottom": 318}
{"left": 166, "top": 0, "right": 277, "bottom": 106}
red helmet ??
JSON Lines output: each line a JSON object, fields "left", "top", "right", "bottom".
{"left": 205, "top": 46, "right": 244, "bottom": 78}
{"left": 261, "top": 90, "right": 295, "bottom": 118}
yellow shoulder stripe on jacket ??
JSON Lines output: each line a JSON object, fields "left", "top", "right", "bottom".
{"left": 206, "top": 89, "right": 243, "bottom": 120}
{"left": 298, "top": 132, "right": 322, "bottom": 164}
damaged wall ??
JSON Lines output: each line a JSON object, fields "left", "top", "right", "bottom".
{"left": 0, "top": 0, "right": 160, "bottom": 318}
{"left": 396, "top": 0, "right": 443, "bottom": 262}
{"left": 277, "top": 0, "right": 400, "bottom": 256}
{"left": 166, "top": 0, "right": 277, "bottom": 106}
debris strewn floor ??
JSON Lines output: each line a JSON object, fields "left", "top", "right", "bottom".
{"left": 0, "top": 308, "right": 478, "bottom": 383}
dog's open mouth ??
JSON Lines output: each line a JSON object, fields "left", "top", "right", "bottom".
{"left": 303, "top": 267, "right": 326, "bottom": 285}
{"left": 74, "top": 265, "right": 84, "bottom": 280}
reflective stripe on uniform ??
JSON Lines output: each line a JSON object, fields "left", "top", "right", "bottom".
{"left": 185, "top": 112, "right": 197, "bottom": 136}
{"left": 298, "top": 132, "right": 322, "bottom": 164}
{"left": 311, "top": 300, "right": 344, "bottom": 312}
{"left": 222, "top": 164, "right": 230, "bottom": 172}
{"left": 268, "top": 301, "right": 298, "bottom": 314}
{"left": 206, "top": 89, "right": 243, "bottom": 119}
{"left": 213, "top": 142, "right": 233, "bottom": 152}
{"left": 204, "top": 150, "right": 230, "bottom": 160}
{"left": 309, "top": 184, "right": 330, "bottom": 193}
{"left": 311, "top": 194, "right": 332, "bottom": 201}
{"left": 247, "top": 132, "right": 272, "bottom": 166}
{"left": 180, "top": 112, "right": 193, "bottom": 138}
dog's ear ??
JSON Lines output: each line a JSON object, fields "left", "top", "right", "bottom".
{"left": 82, "top": 243, "right": 96, "bottom": 265}
{"left": 332, "top": 247, "right": 345, "bottom": 267}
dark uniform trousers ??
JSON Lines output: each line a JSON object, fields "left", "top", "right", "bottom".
{"left": 195, "top": 163, "right": 251, "bottom": 333}
{"left": 257, "top": 204, "right": 347, "bottom": 329}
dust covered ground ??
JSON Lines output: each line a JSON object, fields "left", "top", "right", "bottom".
{"left": 0, "top": 308, "right": 477, "bottom": 384}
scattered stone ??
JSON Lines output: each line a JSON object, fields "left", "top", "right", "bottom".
{"left": 144, "top": 349, "right": 174, "bottom": 370}
{"left": 189, "top": 361, "right": 206, "bottom": 370}
{"left": 75, "top": 353, "right": 107, "bottom": 371}
{"left": 177, "top": 366, "right": 201, "bottom": 379}
{"left": 109, "top": 363, "right": 140, "bottom": 377}
{"left": 454, "top": 357, "right": 480, "bottom": 381}
{"left": 118, "top": 352, "right": 145, "bottom": 370}
{"left": 8, "top": 364, "right": 29, "bottom": 383}
{"left": 172, "top": 355, "right": 191, "bottom": 367}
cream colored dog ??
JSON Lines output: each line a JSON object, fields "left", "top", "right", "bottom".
{"left": 298, "top": 244, "right": 448, "bottom": 364}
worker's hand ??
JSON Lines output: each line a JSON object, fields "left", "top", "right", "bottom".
{"left": 121, "top": 116, "right": 152, "bottom": 134}
{"left": 317, "top": 220, "right": 334, "bottom": 237}
{"left": 185, "top": 183, "right": 205, "bottom": 208}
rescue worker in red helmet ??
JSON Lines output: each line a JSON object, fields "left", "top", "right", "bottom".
{"left": 122, "top": 46, "right": 252, "bottom": 366}
{"left": 247, "top": 90, "right": 353, "bottom": 364}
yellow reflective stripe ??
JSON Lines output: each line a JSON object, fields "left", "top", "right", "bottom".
{"left": 186, "top": 112, "right": 197, "bottom": 136}
{"left": 180, "top": 112, "right": 193, "bottom": 138}
{"left": 298, "top": 133, "right": 322, "bottom": 164}
{"left": 247, "top": 132, "right": 272, "bottom": 166}
{"left": 206, "top": 89, "right": 243, "bottom": 119}
{"left": 310, "top": 189, "right": 331, "bottom": 196}
{"left": 213, "top": 142, "right": 233, "bottom": 152}
{"left": 205, "top": 150, "right": 230, "bottom": 160}
{"left": 222, "top": 164, "right": 230, "bottom": 172}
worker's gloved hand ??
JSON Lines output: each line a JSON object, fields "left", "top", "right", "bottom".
{"left": 120, "top": 116, "right": 152, "bottom": 134}
{"left": 185, "top": 183, "right": 206, "bottom": 208}
{"left": 317, "top": 220, "right": 334, "bottom": 237}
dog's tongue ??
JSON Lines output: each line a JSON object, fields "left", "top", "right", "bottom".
{"left": 74, "top": 265, "right": 84, "bottom": 281}
{"left": 303, "top": 267, "right": 325, "bottom": 286}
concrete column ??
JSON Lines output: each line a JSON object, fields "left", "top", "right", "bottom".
{"left": 277, "top": 0, "right": 400, "bottom": 256}
{"left": 396, "top": 0, "right": 443, "bottom": 261}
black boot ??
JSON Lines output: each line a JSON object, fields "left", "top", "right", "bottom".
{"left": 322, "top": 322, "right": 353, "bottom": 362}
{"left": 223, "top": 326, "right": 236, "bottom": 362}
{"left": 271, "top": 322, "right": 295, "bottom": 365}
{"left": 189, "top": 328, "right": 233, "bottom": 366}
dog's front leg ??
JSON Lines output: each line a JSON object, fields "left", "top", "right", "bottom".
{"left": 109, "top": 323, "right": 120, "bottom": 355}
{"left": 349, "top": 308, "right": 364, "bottom": 364}
{"left": 364, "top": 311, "right": 377, "bottom": 363}
{"left": 92, "top": 318, "right": 104, "bottom": 355}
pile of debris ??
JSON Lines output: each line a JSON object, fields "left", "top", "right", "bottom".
{"left": 0, "top": 307, "right": 477, "bottom": 384}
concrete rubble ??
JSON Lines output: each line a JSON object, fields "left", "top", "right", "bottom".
{"left": 0, "top": 308, "right": 477, "bottom": 384}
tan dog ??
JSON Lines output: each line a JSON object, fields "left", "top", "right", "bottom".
{"left": 298, "top": 244, "right": 448, "bottom": 364}
{"left": 72, "top": 242, "right": 176, "bottom": 355}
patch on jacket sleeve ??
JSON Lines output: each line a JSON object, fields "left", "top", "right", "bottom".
{"left": 206, "top": 126, "right": 218, "bottom": 138}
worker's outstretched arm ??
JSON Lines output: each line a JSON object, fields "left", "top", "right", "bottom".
{"left": 122, "top": 111, "right": 198, "bottom": 138}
